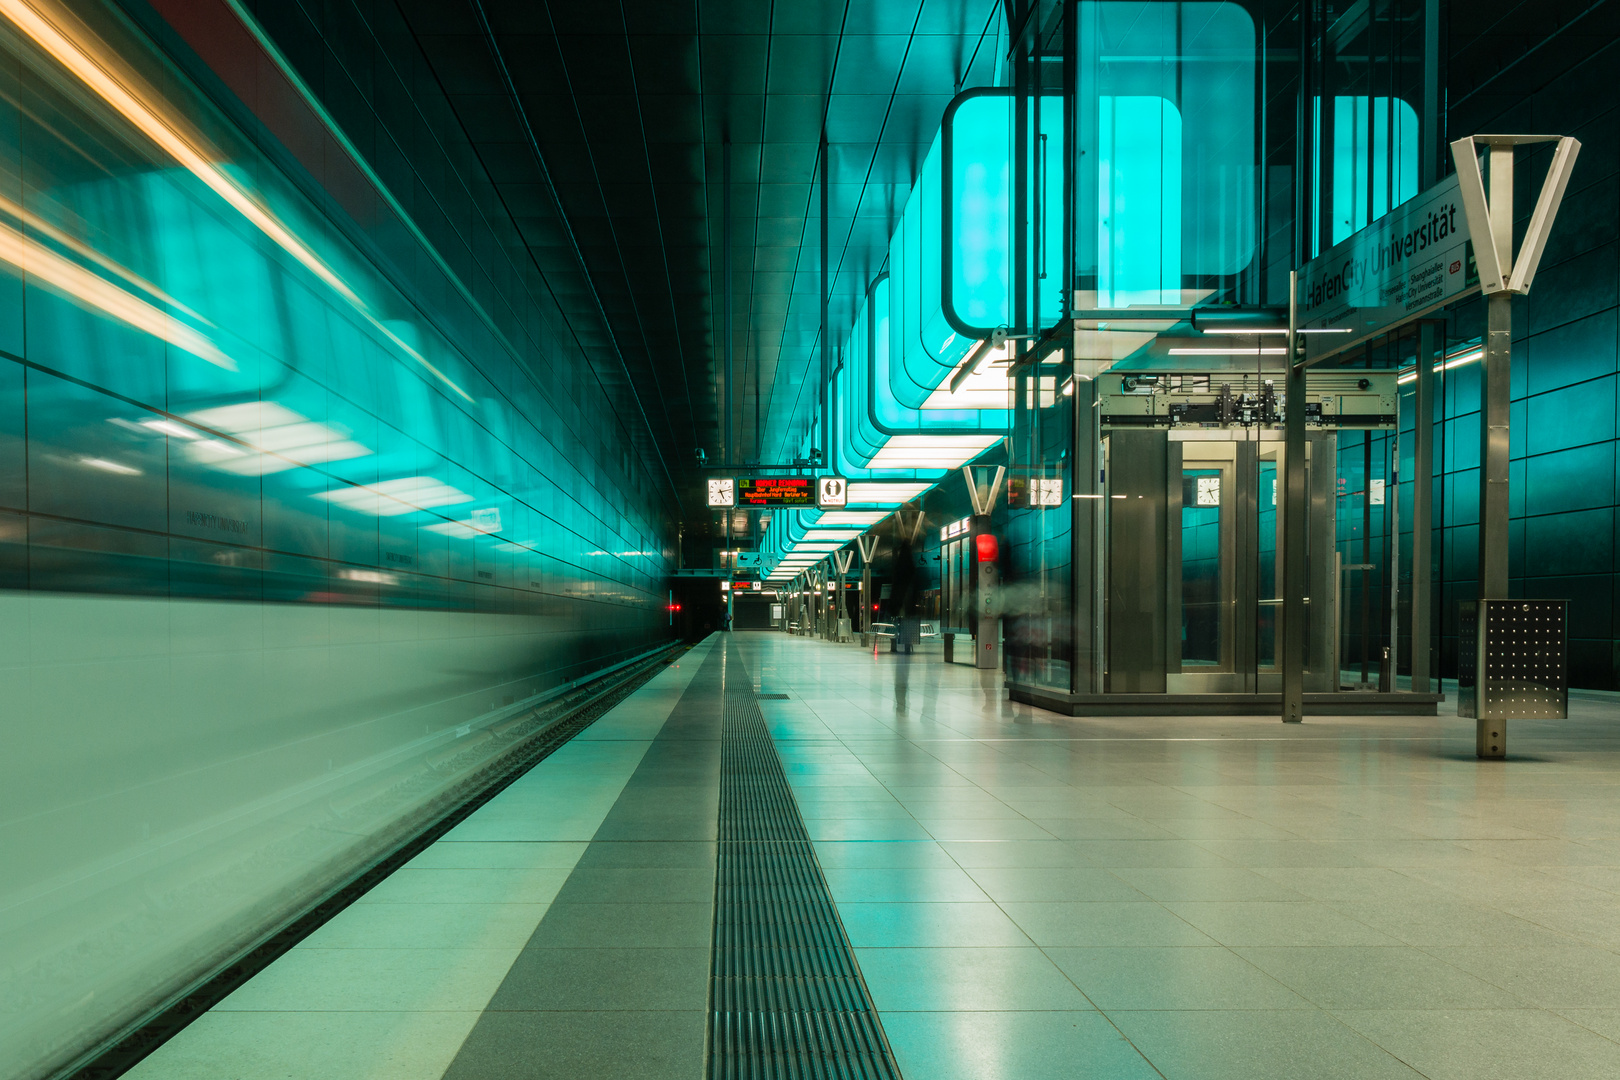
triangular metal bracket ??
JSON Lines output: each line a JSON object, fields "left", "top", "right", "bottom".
{"left": 1450, "top": 134, "right": 1580, "bottom": 296}
{"left": 895, "top": 508, "right": 927, "bottom": 542}
{"left": 833, "top": 550, "right": 854, "bottom": 574}
{"left": 962, "top": 465, "right": 1006, "bottom": 515}
{"left": 855, "top": 534, "right": 879, "bottom": 562}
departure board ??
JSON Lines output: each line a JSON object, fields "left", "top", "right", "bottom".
{"left": 737, "top": 477, "right": 814, "bottom": 507}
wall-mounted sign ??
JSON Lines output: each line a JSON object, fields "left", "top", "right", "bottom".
{"left": 707, "top": 478, "right": 736, "bottom": 507}
{"left": 738, "top": 477, "right": 814, "bottom": 507}
{"left": 1299, "top": 173, "right": 1477, "bottom": 362}
{"left": 817, "top": 476, "right": 848, "bottom": 508}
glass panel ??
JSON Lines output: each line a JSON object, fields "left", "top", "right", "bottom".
{"left": 1077, "top": 1, "right": 1258, "bottom": 305}
{"left": 1181, "top": 467, "right": 1225, "bottom": 668}
{"left": 1257, "top": 456, "right": 1279, "bottom": 669}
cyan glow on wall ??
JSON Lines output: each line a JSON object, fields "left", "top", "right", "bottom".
{"left": 1077, "top": 1, "right": 1257, "bottom": 298}
{"left": 1099, "top": 96, "right": 1183, "bottom": 305}
{"left": 835, "top": 274, "right": 1005, "bottom": 476}
{"left": 943, "top": 91, "right": 1065, "bottom": 334}
{"left": 1316, "top": 96, "right": 1421, "bottom": 251}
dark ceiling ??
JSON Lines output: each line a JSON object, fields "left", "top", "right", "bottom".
{"left": 392, "top": 0, "right": 1004, "bottom": 504}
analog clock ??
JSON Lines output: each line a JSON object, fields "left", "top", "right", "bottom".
{"left": 708, "top": 477, "right": 736, "bottom": 507}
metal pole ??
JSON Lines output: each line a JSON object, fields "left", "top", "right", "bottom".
{"left": 1479, "top": 294, "right": 1513, "bottom": 600}
{"left": 723, "top": 140, "right": 732, "bottom": 466}
{"left": 819, "top": 130, "right": 829, "bottom": 467}
{"left": 1476, "top": 142, "right": 1515, "bottom": 757}
{"left": 1412, "top": 323, "right": 1435, "bottom": 692}
{"left": 1282, "top": 270, "right": 1307, "bottom": 722}
{"left": 1387, "top": 422, "right": 1398, "bottom": 690}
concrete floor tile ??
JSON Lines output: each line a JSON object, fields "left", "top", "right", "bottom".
{"left": 1070, "top": 840, "right": 1238, "bottom": 867}
{"left": 299, "top": 902, "right": 551, "bottom": 951}
{"left": 1026, "top": 817, "right": 1182, "bottom": 840}
{"left": 807, "top": 817, "right": 935, "bottom": 841}
{"left": 1326, "top": 900, "right": 1581, "bottom": 948}
{"left": 439, "top": 1010, "right": 706, "bottom": 1080}
{"left": 486, "top": 947, "right": 710, "bottom": 1011}
{"left": 1335, "top": 1008, "right": 1620, "bottom": 1080}
{"left": 1251, "top": 866, "right": 1459, "bottom": 904}
{"left": 1108, "top": 1010, "right": 1425, "bottom": 1079}
{"left": 822, "top": 866, "right": 990, "bottom": 903}
{"left": 528, "top": 901, "right": 714, "bottom": 949}
{"left": 919, "top": 818, "right": 1059, "bottom": 841}
{"left": 1111, "top": 866, "right": 1310, "bottom": 902}
{"left": 813, "top": 840, "right": 957, "bottom": 868}
{"left": 405, "top": 841, "right": 588, "bottom": 870}
{"left": 1048, "top": 946, "right": 1311, "bottom": 1010}
{"left": 1001, "top": 901, "right": 1216, "bottom": 947}
{"left": 1164, "top": 902, "right": 1401, "bottom": 946}
{"left": 966, "top": 866, "right": 1148, "bottom": 903}
{"left": 122, "top": 1011, "right": 480, "bottom": 1080}
{"left": 1426, "top": 947, "right": 1620, "bottom": 1009}
{"left": 882, "top": 1011, "right": 1159, "bottom": 1080}
{"left": 1236, "top": 946, "right": 1523, "bottom": 1009}
{"left": 937, "top": 840, "right": 1089, "bottom": 868}
{"left": 355, "top": 867, "right": 573, "bottom": 905}
{"left": 854, "top": 947, "right": 1095, "bottom": 1011}
{"left": 837, "top": 902, "right": 1034, "bottom": 947}
{"left": 216, "top": 948, "right": 514, "bottom": 1012}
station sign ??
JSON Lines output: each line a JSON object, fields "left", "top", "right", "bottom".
{"left": 817, "top": 476, "right": 848, "bottom": 508}
{"left": 709, "top": 476, "right": 852, "bottom": 508}
{"left": 738, "top": 477, "right": 814, "bottom": 507}
{"left": 1299, "top": 173, "right": 1478, "bottom": 362}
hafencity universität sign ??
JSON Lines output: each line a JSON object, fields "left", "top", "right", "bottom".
{"left": 1299, "top": 172, "right": 1478, "bottom": 362}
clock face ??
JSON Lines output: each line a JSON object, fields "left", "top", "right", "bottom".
{"left": 708, "top": 478, "right": 735, "bottom": 507}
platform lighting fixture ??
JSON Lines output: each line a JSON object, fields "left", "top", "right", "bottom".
{"left": 1166, "top": 347, "right": 1288, "bottom": 356}
{"left": 846, "top": 482, "right": 930, "bottom": 503}
{"left": 813, "top": 511, "right": 891, "bottom": 527}
{"left": 800, "top": 528, "right": 863, "bottom": 541}
{"left": 868, "top": 434, "right": 1001, "bottom": 470}
{"left": 1199, "top": 327, "right": 1353, "bottom": 336}
{"left": 1396, "top": 348, "right": 1485, "bottom": 385}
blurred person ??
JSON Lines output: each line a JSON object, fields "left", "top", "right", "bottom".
{"left": 890, "top": 529, "right": 921, "bottom": 711}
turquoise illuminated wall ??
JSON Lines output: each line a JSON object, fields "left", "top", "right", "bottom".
{"left": 1076, "top": 1, "right": 1257, "bottom": 302}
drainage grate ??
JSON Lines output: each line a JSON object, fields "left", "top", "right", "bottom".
{"left": 756, "top": 693, "right": 790, "bottom": 700}
{"left": 710, "top": 647, "right": 902, "bottom": 1080}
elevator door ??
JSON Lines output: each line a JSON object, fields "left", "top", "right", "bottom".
{"left": 1166, "top": 440, "right": 1294, "bottom": 693}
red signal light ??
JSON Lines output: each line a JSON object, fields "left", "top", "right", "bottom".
{"left": 975, "top": 533, "right": 999, "bottom": 562}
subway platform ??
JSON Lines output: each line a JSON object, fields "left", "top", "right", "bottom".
{"left": 125, "top": 633, "right": 1620, "bottom": 1080}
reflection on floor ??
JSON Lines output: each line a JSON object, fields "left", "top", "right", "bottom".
{"left": 129, "top": 631, "right": 1620, "bottom": 1080}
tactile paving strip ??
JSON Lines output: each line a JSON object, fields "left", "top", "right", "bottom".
{"left": 708, "top": 647, "right": 902, "bottom": 1080}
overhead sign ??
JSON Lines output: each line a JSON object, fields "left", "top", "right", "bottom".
{"left": 707, "top": 477, "right": 735, "bottom": 507}
{"left": 817, "top": 476, "right": 848, "bottom": 508}
{"left": 738, "top": 477, "right": 814, "bottom": 507}
{"left": 1299, "top": 173, "right": 1477, "bottom": 362}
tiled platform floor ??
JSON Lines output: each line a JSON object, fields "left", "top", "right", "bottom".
{"left": 745, "top": 634, "right": 1620, "bottom": 1080}
{"left": 129, "top": 631, "right": 1620, "bottom": 1079}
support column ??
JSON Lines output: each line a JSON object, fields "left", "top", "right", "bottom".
{"left": 1282, "top": 271, "right": 1307, "bottom": 722}
{"left": 1411, "top": 323, "right": 1436, "bottom": 692}
{"left": 1476, "top": 293, "right": 1512, "bottom": 757}
{"left": 723, "top": 140, "right": 733, "bottom": 467}
{"left": 1479, "top": 293, "right": 1512, "bottom": 601}
{"left": 857, "top": 533, "right": 878, "bottom": 636}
